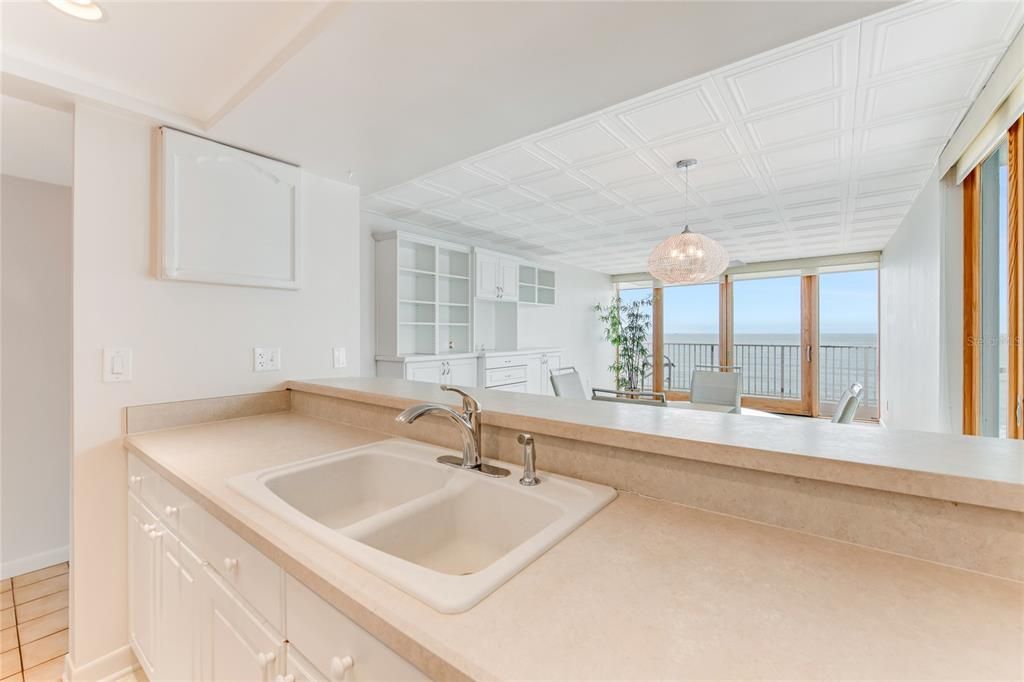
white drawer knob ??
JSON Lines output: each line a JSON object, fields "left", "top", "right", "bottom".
{"left": 330, "top": 656, "right": 354, "bottom": 681}
{"left": 257, "top": 651, "right": 276, "bottom": 668}
{"left": 274, "top": 676, "right": 295, "bottom": 682}
{"left": 148, "top": 530, "right": 163, "bottom": 539}
{"left": 164, "top": 505, "right": 178, "bottom": 516}
{"left": 129, "top": 475, "right": 142, "bottom": 485}
{"left": 142, "top": 523, "right": 156, "bottom": 533}
{"left": 223, "top": 557, "right": 239, "bottom": 573}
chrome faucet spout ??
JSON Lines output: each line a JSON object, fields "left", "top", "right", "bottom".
{"left": 394, "top": 387, "right": 509, "bottom": 478}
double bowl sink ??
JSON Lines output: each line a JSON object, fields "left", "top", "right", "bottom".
{"left": 229, "top": 439, "right": 616, "bottom": 613}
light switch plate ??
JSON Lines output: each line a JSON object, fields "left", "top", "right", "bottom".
{"left": 103, "top": 348, "right": 133, "bottom": 382}
{"left": 253, "top": 347, "right": 281, "bottom": 372}
{"left": 333, "top": 347, "right": 347, "bottom": 369}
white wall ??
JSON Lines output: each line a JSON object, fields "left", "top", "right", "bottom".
{"left": 879, "top": 167, "right": 962, "bottom": 433}
{"left": 1, "top": 175, "right": 72, "bottom": 578}
{"left": 517, "top": 260, "right": 615, "bottom": 387}
{"left": 70, "top": 105, "right": 362, "bottom": 674}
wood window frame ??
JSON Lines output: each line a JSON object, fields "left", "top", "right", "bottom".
{"left": 963, "top": 167, "right": 981, "bottom": 435}
{"left": 1009, "top": 116, "right": 1024, "bottom": 438}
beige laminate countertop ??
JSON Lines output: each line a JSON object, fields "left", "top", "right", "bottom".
{"left": 287, "top": 378, "right": 1024, "bottom": 512}
{"left": 125, "top": 412, "right": 1023, "bottom": 681}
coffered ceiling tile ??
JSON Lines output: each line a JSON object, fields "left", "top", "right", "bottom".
{"left": 745, "top": 97, "right": 843, "bottom": 148}
{"left": 471, "top": 186, "right": 540, "bottom": 211}
{"left": 860, "top": 107, "right": 963, "bottom": 152}
{"left": 777, "top": 185, "right": 844, "bottom": 207}
{"left": 586, "top": 204, "right": 645, "bottom": 223}
{"left": 785, "top": 199, "right": 842, "bottom": 220}
{"left": 859, "top": 57, "right": 993, "bottom": 124}
{"left": 397, "top": 210, "right": 456, "bottom": 229}
{"left": 519, "top": 173, "right": 592, "bottom": 199}
{"left": 634, "top": 195, "right": 693, "bottom": 216}
{"left": 577, "top": 153, "right": 657, "bottom": 186}
{"left": 609, "top": 177, "right": 678, "bottom": 203}
{"left": 617, "top": 82, "right": 722, "bottom": 142}
{"left": 421, "top": 166, "right": 500, "bottom": 195}
{"left": 761, "top": 136, "right": 841, "bottom": 174}
{"left": 376, "top": 182, "right": 452, "bottom": 207}
{"left": 695, "top": 179, "right": 765, "bottom": 204}
{"left": 719, "top": 29, "right": 855, "bottom": 116}
{"left": 469, "top": 213, "right": 527, "bottom": 230}
{"left": 687, "top": 159, "right": 752, "bottom": 187}
{"left": 535, "top": 122, "right": 627, "bottom": 164}
{"left": 853, "top": 204, "right": 910, "bottom": 222}
{"left": 856, "top": 145, "right": 938, "bottom": 176}
{"left": 651, "top": 129, "right": 739, "bottom": 166}
{"left": 513, "top": 203, "right": 570, "bottom": 222}
{"left": 472, "top": 146, "right": 557, "bottom": 181}
{"left": 362, "top": 195, "right": 414, "bottom": 217}
{"left": 426, "top": 200, "right": 492, "bottom": 221}
{"left": 556, "top": 192, "right": 620, "bottom": 213}
{"left": 852, "top": 187, "right": 919, "bottom": 210}
{"left": 860, "top": 0, "right": 1021, "bottom": 79}
{"left": 855, "top": 168, "right": 932, "bottom": 195}
{"left": 769, "top": 164, "right": 843, "bottom": 191}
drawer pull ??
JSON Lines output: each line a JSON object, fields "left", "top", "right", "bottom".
{"left": 257, "top": 651, "right": 276, "bottom": 668}
{"left": 164, "top": 505, "right": 178, "bottom": 516}
{"left": 329, "top": 656, "right": 354, "bottom": 681}
{"left": 223, "top": 557, "right": 239, "bottom": 573}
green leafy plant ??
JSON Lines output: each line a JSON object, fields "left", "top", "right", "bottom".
{"left": 594, "top": 295, "right": 652, "bottom": 391}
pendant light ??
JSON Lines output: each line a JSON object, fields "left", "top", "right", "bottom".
{"left": 647, "top": 159, "right": 729, "bottom": 285}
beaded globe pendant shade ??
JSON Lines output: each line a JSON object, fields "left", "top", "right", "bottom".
{"left": 647, "top": 159, "right": 730, "bottom": 285}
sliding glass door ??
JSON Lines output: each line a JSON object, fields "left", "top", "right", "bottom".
{"left": 661, "top": 282, "right": 720, "bottom": 395}
{"left": 818, "top": 270, "right": 879, "bottom": 419}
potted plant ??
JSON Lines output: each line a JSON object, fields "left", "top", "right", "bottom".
{"left": 595, "top": 295, "right": 652, "bottom": 392}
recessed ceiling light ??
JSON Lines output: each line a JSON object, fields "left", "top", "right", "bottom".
{"left": 46, "top": 0, "right": 104, "bottom": 21}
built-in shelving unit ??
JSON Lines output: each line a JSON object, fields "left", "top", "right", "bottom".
{"left": 376, "top": 232, "right": 473, "bottom": 356}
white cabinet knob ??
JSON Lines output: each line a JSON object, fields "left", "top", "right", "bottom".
{"left": 142, "top": 523, "right": 156, "bottom": 533}
{"left": 257, "top": 651, "right": 276, "bottom": 668}
{"left": 329, "top": 655, "right": 354, "bottom": 681}
{"left": 223, "top": 557, "right": 239, "bottom": 572}
{"left": 164, "top": 505, "right": 178, "bottom": 516}
{"left": 129, "top": 475, "right": 142, "bottom": 485}
{"left": 148, "top": 530, "right": 163, "bottom": 539}
{"left": 274, "top": 676, "right": 295, "bottom": 682}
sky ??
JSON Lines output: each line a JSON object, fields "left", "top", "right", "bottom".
{"left": 620, "top": 269, "right": 879, "bottom": 336}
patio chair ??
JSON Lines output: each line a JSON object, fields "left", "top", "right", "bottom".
{"left": 831, "top": 383, "right": 864, "bottom": 424}
{"left": 549, "top": 367, "right": 667, "bottom": 405}
{"left": 689, "top": 364, "right": 742, "bottom": 411}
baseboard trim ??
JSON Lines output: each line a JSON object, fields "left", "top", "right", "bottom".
{"left": 0, "top": 544, "right": 68, "bottom": 579}
{"left": 65, "top": 644, "right": 138, "bottom": 682}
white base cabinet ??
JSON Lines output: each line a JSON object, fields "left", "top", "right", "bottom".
{"left": 128, "top": 454, "right": 426, "bottom": 682}
{"left": 376, "top": 355, "right": 478, "bottom": 387}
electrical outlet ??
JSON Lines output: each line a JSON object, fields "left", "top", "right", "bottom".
{"left": 253, "top": 347, "right": 281, "bottom": 372}
{"left": 333, "top": 347, "right": 347, "bottom": 369}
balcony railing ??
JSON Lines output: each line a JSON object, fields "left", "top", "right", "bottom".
{"left": 661, "top": 342, "right": 878, "bottom": 409}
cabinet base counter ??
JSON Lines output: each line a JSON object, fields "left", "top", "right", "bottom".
{"left": 124, "top": 412, "right": 1023, "bottom": 681}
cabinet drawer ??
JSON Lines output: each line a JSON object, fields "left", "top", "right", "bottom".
{"left": 128, "top": 455, "right": 163, "bottom": 516}
{"left": 201, "top": 514, "right": 284, "bottom": 634}
{"left": 484, "top": 355, "right": 523, "bottom": 370}
{"left": 485, "top": 365, "right": 527, "bottom": 386}
{"left": 285, "top": 576, "right": 425, "bottom": 681}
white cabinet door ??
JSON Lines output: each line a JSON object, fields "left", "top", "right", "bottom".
{"left": 156, "top": 533, "right": 202, "bottom": 682}
{"left": 445, "top": 358, "right": 477, "bottom": 387}
{"left": 200, "top": 569, "right": 283, "bottom": 682}
{"left": 525, "top": 355, "right": 543, "bottom": 394}
{"left": 475, "top": 251, "right": 499, "bottom": 299}
{"left": 498, "top": 260, "right": 519, "bottom": 302}
{"left": 405, "top": 361, "right": 442, "bottom": 383}
{"left": 129, "top": 495, "right": 160, "bottom": 678}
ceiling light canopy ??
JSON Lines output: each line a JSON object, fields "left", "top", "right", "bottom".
{"left": 46, "top": 0, "right": 103, "bottom": 21}
{"left": 647, "top": 159, "right": 730, "bottom": 285}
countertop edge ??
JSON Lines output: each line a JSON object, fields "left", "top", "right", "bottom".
{"left": 284, "top": 380, "right": 1024, "bottom": 513}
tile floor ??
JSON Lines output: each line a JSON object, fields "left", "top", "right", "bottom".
{"left": 0, "top": 563, "right": 69, "bottom": 682}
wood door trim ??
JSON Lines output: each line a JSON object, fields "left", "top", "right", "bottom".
{"left": 801, "top": 275, "right": 820, "bottom": 417}
{"left": 1009, "top": 116, "right": 1024, "bottom": 438}
{"left": 719, "top": 277, "right": 733, "bottom": 367}
{"left": 963, "top": 167, "right": 981, "bottom": 435}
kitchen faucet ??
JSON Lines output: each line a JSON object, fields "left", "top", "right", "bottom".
{"left": 395, "top": 385, "right": 510, "bottom": 478}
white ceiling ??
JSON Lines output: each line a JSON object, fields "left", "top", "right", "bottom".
{"left": 1, "top": 1, "right": 328, "bottom": 124}
{"left": 1, "top": 95, "right": 73, "bottom": 186}
{"left": 363, "top": 0, "right": 1024, "bottom": 274}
